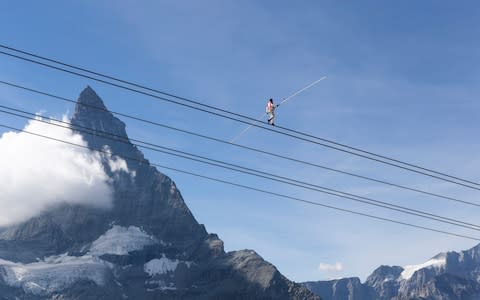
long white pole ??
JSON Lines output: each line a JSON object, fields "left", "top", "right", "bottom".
{"left": 230, "top": 76, "right": 327, "bottom": 143}
{"left": 230, "top": 112, "right": 266, "bottom": 143}
{"left": 279, "top": 76, "right": 327, "bottom": 105}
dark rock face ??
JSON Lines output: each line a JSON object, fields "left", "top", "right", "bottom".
{"left": 0, "top": 87, "right": 319, "bottom": 300}
{"left": 304, "top": 245, "right": 480, "bottom": 300}
{"left": 303, "top": 277, "right": 375, "bottom": 300}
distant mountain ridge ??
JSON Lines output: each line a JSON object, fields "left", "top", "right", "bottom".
{"left": 0, "top": 86, "right": 319, "bottom": 300}
{"left": 303, "top": 244, "right": 480, "bottom": 300}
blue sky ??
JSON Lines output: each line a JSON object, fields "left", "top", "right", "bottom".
{"left": 1, "top": 1, "right": 480, "bottom": 281}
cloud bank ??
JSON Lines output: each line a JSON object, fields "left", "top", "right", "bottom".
{"left": 318, "top": 262, "right": 343, "bottom": 272}
{"left": 0, "top": 116, "right": 129, "bottom": 227}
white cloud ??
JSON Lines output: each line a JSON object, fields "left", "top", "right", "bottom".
{"left": 0, "top": 115, "right": 130, "bottom": 227}
{"left": 318, "top": 262, "right": 343, "bottom": 272}
{"left": 102, "top": 145, "right": 134, "bottom": 177}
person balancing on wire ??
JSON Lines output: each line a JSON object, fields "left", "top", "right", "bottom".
{"left": 230, "top": 77, "right": 326, "bottom": 142}
{"left": 266, "top": 98, "right": 279, "bottom": 126}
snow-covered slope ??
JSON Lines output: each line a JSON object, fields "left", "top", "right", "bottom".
{"left": 0, "top": 224, "right": 160, "bottom": 296}
{"left": 400, "top": 253, "right": 446, "bottom": 280}
{"left": 0, "top": 254, "right": 111, "bottom": 296}
{"left": 0, "top": 224, "right": 192, "bottom": 296}
{"left": 88, "top": 225, "right": 160, "bottom": 256}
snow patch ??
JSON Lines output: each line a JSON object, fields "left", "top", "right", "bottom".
{"left": 400, "top": 254, "right": 446, "bottom": 280}
{"left": 383, "top": 275, "right": 395, "bottom": 282}
{"left": 89, "top": 225, "right": 158, "bottom": 256}
{"left": 0, "top": 254, "right": 111, "bottom": 295}
{"left": 144, "top": 255, "right": 178, "bottom": 276}
{"left": 144, "top": 255, "right": 192, "bottom": 276}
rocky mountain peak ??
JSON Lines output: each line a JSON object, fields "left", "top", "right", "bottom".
{"left": 71, "top": 86, "right": 130, "bottom": 155}
{"left": 365, "top": 265, "right": 403, "bottom": 286}
{"left": 76, "top": 85, "right": 107, "bottom": 111}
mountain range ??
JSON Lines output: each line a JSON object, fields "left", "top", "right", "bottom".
{"left": 303, "top": 243, "right": 480, "bottom": 300}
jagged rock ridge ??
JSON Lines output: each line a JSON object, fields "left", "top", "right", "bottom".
{"left": 0, "top": 87, "right": 319, "bottom": 300}
{"left": 303, "top": 244, "right": 480, "bottom": 300}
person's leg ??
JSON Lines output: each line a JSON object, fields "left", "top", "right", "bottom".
{"left": 267, "top": 112, "right": 273, "bottom": 124}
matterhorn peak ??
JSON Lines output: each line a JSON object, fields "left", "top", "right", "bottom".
{"left": 76, "top": 85, "right": 107, "bottom": 111}
{"left": 71, "top": 86, "right": 129, "bottom": 149}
